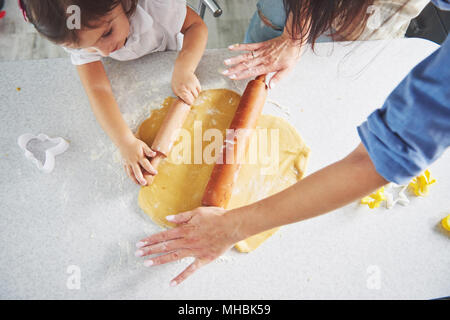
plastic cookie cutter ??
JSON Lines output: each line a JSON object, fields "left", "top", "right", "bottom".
{"left": 441, "top": 214, "right": 450, "bottom": 232}
{"left": 385, "top": 183, "right": 410, "bottom": 209}
{"left": 361, "top": 187, "right": 386, "bottom": 209}
{"left": 408, "top": 169, "right": 436, "bottom": 196}
{"left": 17, "top": 133, "right": 69, "bottom": 173}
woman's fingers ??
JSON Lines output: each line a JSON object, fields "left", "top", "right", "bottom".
{"left": 124, "top": 164, "right": 140, "bottom": 185}
{"left": 224, "top": 51, "right": 256, "bottom": 66}
{"left": 228, "top": 42, "right": 264, "bottom": 52}
{"left": 170, "top": 259, "right": 206, "bottom": 286}
{"left": 228, "top": 64, "right": 271, "bottom": 81}
{"left": 144, "top": 249, "right": 192, "bottom": 267}
{"left": 135, "top": 239, "right": 187, "bottom": 258}
{"left": 223, "top": 57, "right": 264, "bottom": 78}
{"left": 269, "top": 67, "right": 291, "bottom": 89}
{"left": 166, "top": 210, "right": 194, "bottom": 224}
{"left": 131, "top": 163, "right": 147, "bottom": 186}
{"left": 140, "top": 157, "right": 157, "bottom": 175}
{"left": 137, "top": 227, "right": 184, "bottom": 248}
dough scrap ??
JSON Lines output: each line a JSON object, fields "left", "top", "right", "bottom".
{"left": 137, "top": 89, "right": 310, "bottom": 252}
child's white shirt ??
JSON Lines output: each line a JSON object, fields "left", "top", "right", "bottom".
{"left": 64, "top": 0, "right": 187, "bottom": 65}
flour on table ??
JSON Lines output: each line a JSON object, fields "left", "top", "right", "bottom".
{"left": 267, "top": 99, "right": 291, "bottom": 117}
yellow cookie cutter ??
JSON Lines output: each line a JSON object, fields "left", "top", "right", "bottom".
{"left": 441, "top": 214, "right": 450, "bottom": 232}
{"left": 408, "top": 169, "right": 436, "bottom": 196}
{"left": 361, "top": 187, "right": 386, "bottom": 209}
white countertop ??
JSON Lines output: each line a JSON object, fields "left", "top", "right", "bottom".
{"left": 0, "top": 38, "right": 449, "bottom": 299}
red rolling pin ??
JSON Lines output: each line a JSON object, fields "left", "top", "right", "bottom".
{"left": 202, "top": 75, "right": 268, "bottom": 208}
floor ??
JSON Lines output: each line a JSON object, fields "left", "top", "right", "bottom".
{"left": 0, "top": 0, "right": 258, "bottom": 62}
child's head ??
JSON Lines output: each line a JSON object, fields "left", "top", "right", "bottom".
{"left": 21, "top": 0, "right": 138, "bottom": 56}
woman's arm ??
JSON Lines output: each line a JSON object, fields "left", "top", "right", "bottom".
{"left": 136, "top": 142, "right": 388, "bottom": 285}
{"left": 230, "top": 143, "right": 387, "bottom": 238}
{"left": 171, "top": 6, "right": 208, "bottom": 105}
{"left": 77, "top": 61, "right": 157, "bottom": 185}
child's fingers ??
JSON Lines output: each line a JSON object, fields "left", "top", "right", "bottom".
{"left": 124, "top": 165, "right": 140, "bottom": 185}
{"left": 140, "top": 158, "right": 157, "bottom": 175}
{"left": 195, "top": 77, "right": 201, "bottom": 96}
{"left": 190, "top": 84, "right": 200, "bottom": 100}
{"left": 131, "top": 163, "right": 147, "bottom": 186}
{"left": 179, "top": 90, "right": 195, "bottom": 106}
{"left": 143, "top": 145, "right": 156, "bottom": 158}
{"left": 195, "top": 85, "right": 201, "bottom": 98}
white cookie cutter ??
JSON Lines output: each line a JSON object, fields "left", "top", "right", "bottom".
{"left": 18, "top": 133, "right": 69, "bottom": 173}
{"left": 385, "top": 183, "right": 410, "bottom": 209}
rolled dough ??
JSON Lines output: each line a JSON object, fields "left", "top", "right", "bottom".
{"left": 137, "top": 89, "right": 310, "bottom": 252}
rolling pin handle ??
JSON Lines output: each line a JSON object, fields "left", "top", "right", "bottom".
{"left": 256, "top": 74, "right": 266, "bottom": 82}
{"left": 142, "top": 99, "right": 192, "bottom": 186}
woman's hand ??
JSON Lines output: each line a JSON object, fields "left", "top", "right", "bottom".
{"left": 120, "top": 136, "right": 158, "bottom": 186}
{"left": 171, "top": 70, "right": 201, "bottom": 105}
{"left": 223, "top": 32, "right": 304, "bottom": 89}
{"left": 135, "top": 206, "right": 243, "bottom": 286}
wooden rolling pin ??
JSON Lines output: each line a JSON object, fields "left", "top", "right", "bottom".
{"left": 143, "top": 98, "right": 191, "bottom": 185}
{"left": 202, "top": 75, "right": 268, "bottom": 208}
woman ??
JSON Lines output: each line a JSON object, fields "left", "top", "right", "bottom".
{"left": 223, "top": 0, "right": 428, "bottom": 89}
{"left": 136, "top": 0, "right": 450, "bottom": 286}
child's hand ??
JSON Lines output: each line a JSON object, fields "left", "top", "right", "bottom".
{"left": 171, "top": 70, "right": 201, "bottom": 105}
{"left": 120, "top": 137, "right": 158, "bottom": 186}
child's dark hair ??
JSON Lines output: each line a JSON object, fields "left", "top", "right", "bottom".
{"left": 20, "top": 0, "right": 138, "bottom": 45}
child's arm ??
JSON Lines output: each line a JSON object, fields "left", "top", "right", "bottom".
{"left": 171, "top": 6, "right": 208, "bottom": 105}
{"left": 136, "top": 143, "right": 388, "bottom": 284}
{"left": 77, "top": 61, "right": 157, "bottom": 185}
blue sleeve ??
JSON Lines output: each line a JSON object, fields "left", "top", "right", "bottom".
{"left": 357, "top": 35, "right": 450, "bottom": 184}
{"left": 431, "top": 0, "right": 450, "bottom": 11}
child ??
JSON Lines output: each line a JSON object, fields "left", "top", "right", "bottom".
{"left": 20, "top": 0, "right": 208, "bottom": 186}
